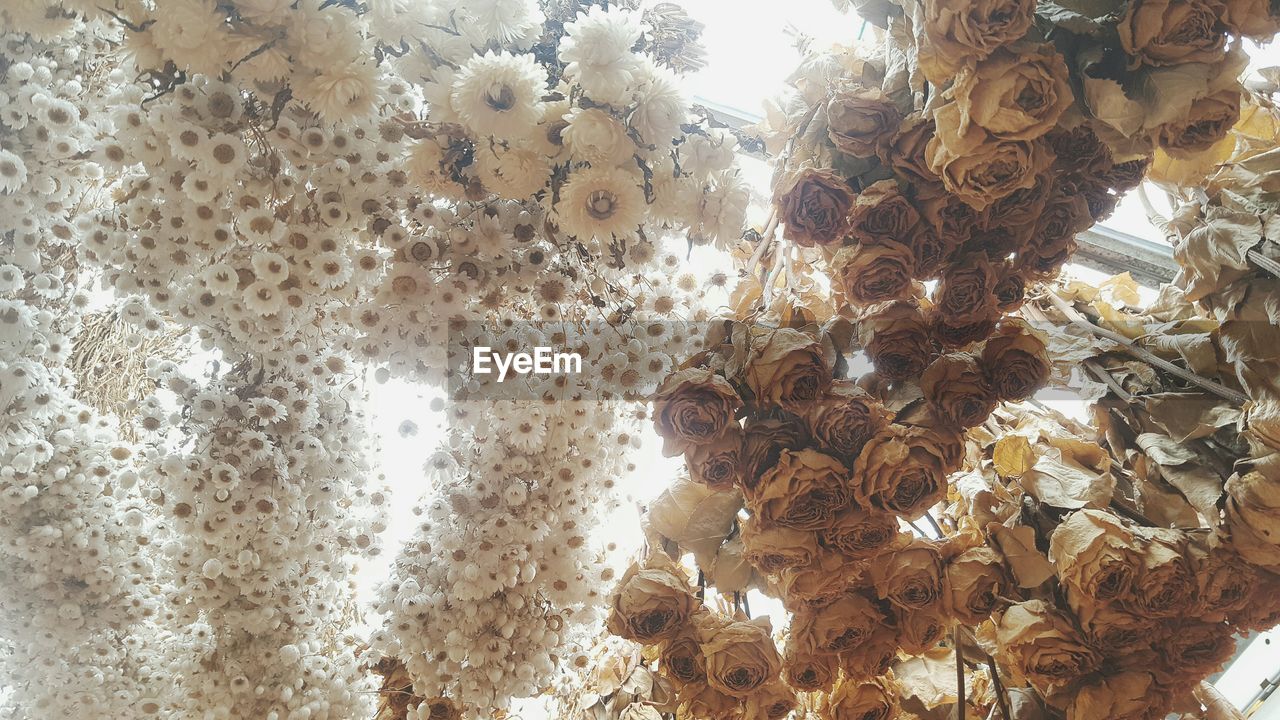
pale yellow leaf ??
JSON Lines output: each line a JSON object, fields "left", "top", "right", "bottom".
{"left": 994, "top": 436, "right": 1036, "bottom": 478}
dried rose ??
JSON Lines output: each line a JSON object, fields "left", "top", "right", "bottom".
{"left": 916, "top": 0, "right": 1035, "bottom": 81}
{"left": 1118, "top": 0, "right": 1227, "bottom": 67}
{"left": 951, "top": 45, "right": 1072, "bottom": 142}
{"left": 996, "top": 600, "right": 1101, "bottom": 697}
{"left": 827, "top": 84, "right": 902, "bottom": 157}
{"left": 818, "top": 674, "right": 898, "bottom": 720}
{"left": 1190, "top": 543, "right": 1256, "bottom": 622}
{"left": 660, "top": 629, "right": 708, "bottom": 688}
{"left": 776, "top": 167, "right": 855, "bottom": 248}
{"left": 993, "top": 266, "right": 1028, "bottom": 312}
{"left": 1023, "top": 193, "right": 1090, "bottom": 277}
{"left": 1155, "top": 621, "right": 1235, "bottom": 677}
{"left": 920, "top": 352, "right": 998, "bottom": 429}
{"left": 679, "top": 683, "right": 740, "bottom": 720}
{"left": 739, "top": 416, "right": 812, "bottom": 495}
{"left": 747, "top": 449, "right": 851, "bottom": 530}
{"left": 858, "top": 300, "right": 936, "bottom": 381}
{"left": 838, "top": 626, "right": 899, "bottom": 680}
{"left": 945, "top": 546, "right": 1011, "bottom": 624}
{"left": 981, "top": 174, "right": 1053, "bottom": 233}
{"left": 926, "top": 128, "right": 1054, "bottom": 211}
{"left": 1072, "top": 601, "right": 1161, "bottom": 656}
{"left": 831, "top": 240, "right": 917, "bottom": 307}
{"left": 743, "top": 682, "right": 798, "bottom": 720}
{"left": 700, "top": 617, "right": 783, "bottom": 697}
{"left": 854, "top": 425, "right": 952, "bottom": 519}
{"left": 805, "top": 380, "right": 891, "bottom": 462}
{"left": 1067, "top": 672, "right": 1172, "bottom": 720}
{"left": 741, "top": 520, "right": 821, "bottom": 574}
{"left": 879, "top": 113, "right": 939, "bottom": 186}
{"left": 820, "top": 508, "right": 908, "bottom": 560}
{"left": 895, "top": 403, "right": 967, "bottom": 472}
{"left": 744, "top": 327, "right": 831, "bottom": 414}
{"left": 1222, "top": 0, "right": 1280, "bottom": 38}
{"left": 897, "top": 605, "right": 951, "bottom": 654}
{"left": 791, "top": 592, "right": 883, "bottom": 654}
{"left": 606, "top": 555, "right": 698, "bottom": 643}
{"left": 687, "top": 428, "right": 744, "bottom": 490}
{"left": 1124, "top": 527, "right": 1195, "bottom": 619}
{"left": 783, "top": 640, "right": 838, "bottom": 692}
{"left": 653, "top": 367, "right": 742, "bottom": 457}
{"left": 1224, "top": 468, "right": 1280, "bottom": 569}
{"left": 917, "top": 192, "right": 976, "bottom": 259}
{"left": 931, "top": 307, "right": 999, "bottom": 350}
{"left": 421, "top": 697, "right": 463, "bottom": 720}
{"left": 979, "top": 320, "right": 1050, "bottom": 401}
{"left": 1229, "top": 565, "right": 1280, "bottom": 631}
{"left": 1096, "top": 157, "right": 1150, "bottom": 193}
{"left": 869, "top": 538, "right": 945, "bottom": 609}
{"left": 1049, "top": 509, "right": 1139, "bottom": 603}
{"left": 1157, "top": 90, "right": 1240, "bottom": 159}
{"left": 846, "top": 180, "right": 920, "bottom": 246}
{"left": 934, "top": 255, "right": 998, "bottom": 323}
{"left": 775, "top": 549, "right": 866, "bottom": 610}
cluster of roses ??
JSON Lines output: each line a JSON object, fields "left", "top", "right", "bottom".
{"left": 623, "top": 319, "right": 1050, "bottom": 717}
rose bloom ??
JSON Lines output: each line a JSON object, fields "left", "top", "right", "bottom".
{"left": 831, "top": 240, "right": 917, "bottom": 307}
{"left": 897, "top": 605, "right": 952, "bottom": 654}
{"left": 916, "top": 191, "right": 976, "bottom": 262}
{"left": 1124, "top": 528, "right": 1195, "bottom": 619}
{"left": 742, "top": 682, "right": 798, "bottom": 720}
{"left": 660, "top": 629, "right": 708, "bottom": 689}
{"left": 1072, "top": 600, "right": 1162, "bottom": 656}
{"left": 926, "top": 126, "right": 1054, "bottom": 211}
{"left": 739, "top": 416, "right": 811, "bottom": 494}
{"left": 741, "top": 520, "right": 821, "bottom": 574}
{"left": 827, "top": 83, "right": 902, "bottom": 157}
{"left": 687, "top": 428, "right": 743, "bottom": 490}
{"left": 818, "top": 674, "right": 898, "bottom": 720}
{"left": 1157, "top": 90, "right": 1240, "bottom": 159}
{"left": 869, "top": 538, "right": 946, "bottom": 609}
{"left": 1230, "top": 565, "right": 1280, "bottom": 632}
{"left": 920, "top": 352, "right": 998, "bottom": 429}
{"left": 791, "top": 592, "right": 883, "bottom": 654}
{"left": 858, "top": 300, "right": 936, "bottom": 381}
{"left": 820, "top": 507, "right": 908, "bottom": 560}
{"left": 699, "top": 617, "right": 783, "bottom": 697}
{"left": 606, "top": 555, "right": 697, "bottom": 643}
{"left": 1049, "top": 509, "right": 1139, "bottom": 603}
{"left": 783, "top": 640, "right": 838, "bottom": 692}
{"left": 1047, "top": 124, "right": 1114, "bottom": 180}
{"left": 839, "top": 625, "right": 899, "bottom": 679}
{"left": 805, "top": 380, "right": 890, "bottom": 462}
{"left": 421, "top": 697, "right": 463, "bottom": 720}
{"left": 1155, "top": 621, "right": 1236, "bottom": 677}
{"left": 996, "top": 600, "right": 1101, "bottom": 698}
{"left": 775, "top": 548, "right": 867, "bottom": 610}
{"left": 652, "top": 367, "right": 742, "bottom": 457}
{"left": 952, "top": 44, "right": 1072, "bottom": 143}
{"left": 979, "top": 319, "right": 1050, "bottom": 401}
{"left": 1068, "top": 672, "right": 1173, "bottom": 720}
{"left": 845, "top": 180, "right": 920, "bottom": 246}
{"left": 993, "top": 265, "right": 1028, "bottom": 312}
{"left": 934, "top": 255, "right": 998, "bottom": 323}
{"left": 775, "top": 167, "right": 855, "bottom": 247}
{"left": 879, "top": 112, "right": 939, "bottom": 186}
{"left": 679, "top": 682, "right": 740, "bottom": 720}
{"left": 980, "top": 173, "right": 1052, "bottom": 233}
{"left": 1118, "top": 0, "right": 1227, "bottom": 67}
{"left": 931, "top": 309, "right": 998, "bottom": 349}
{"left": 1022, "top": 193, "right": 1090, "bottom": 278}
{"left": 1224, "top": 468, "right": 1280, "bottom": 569}
{"left": 1096, "top": 157, "right": 1150, "bottom": 193}
{"left": 1222, "top": 0, "right": 1280, "bottom": 38}
{"left": 916, "top": 0, "right": 1035, "bottom": 82}
{"left": 854, "top": 424, "right": 953, "bottom": 519}
{"left": 945, "top": 546, "right": 1011, "bottom": 624}
{"left": 747, "top": 449, "right": 851, "bottom": 530}
{"left": 896, "top": 402, "right": 967, "bottom": 473}
{"left": 744, "top": 327, "right": 831, "bottom": 414}
{"left": 1190, "top": 544, "right": 1256, "bottom": 622}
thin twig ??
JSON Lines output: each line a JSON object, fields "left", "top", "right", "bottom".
{"left": 954, "top": 627, "right": 966, "bottom": 720}
{"left": 987, "top": 656, "right": 1011, "bottom": 720}
{"left": 1042, "top": 288, "right": 1250, "bottom": 406}
{"left": 923, "top": 512, "right": 945, "bottom": 538}
{"left": 1248, "top": 248, "right": 1280, "bottom": 279}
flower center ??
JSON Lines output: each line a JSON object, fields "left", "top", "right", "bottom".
{"left": 586, "top": 190, "right": 618, "bottom": 220}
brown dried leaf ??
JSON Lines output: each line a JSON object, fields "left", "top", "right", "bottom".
{"left": 894, "top": 647, "right": 959, "bottom": 709}
{"left": 990, "top": 522, "right": 1056, "bottom": 588}
{"left": 1019, "top": 454, "right": 1114, "bottom": 510}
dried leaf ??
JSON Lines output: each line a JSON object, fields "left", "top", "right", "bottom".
{"left": 646, "top": 477, "right": 744, "bottom": 568}
{"left": 894, "top": 647, "right": 959, "bottom": 709}
{"left": 989, "top": 522, "right": 1056, "bottom": 588}
{"left": 1019, "top": 454, "right": 1114, "bottom": 509}
{"left": 708, "top": 536, "right": 754, "bottom": 592}
{"left": 994, "top": 436, "right": 1036, "bottom": 478}
{"left": 1143, "top": 392, "right": 1240, "bottom": 442}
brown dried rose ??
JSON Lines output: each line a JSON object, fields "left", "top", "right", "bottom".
{"left": 979, "top": 320, "right": 1050, "bottom": 402}
{"left": 1229, "top": 565, "right": 1280, "bottom": 631}
{"left": 1072, "top": 601, "right": 1161, "bottom": 656}
{"left": 831, "top": 240, "right": 917, "bottom": 307}
{"left": 744, "top": 327, "right": 831, "bottom": 414}
{"left": 934, "top": 255, "right": 998, "bottom": 323}
{"left": 660, "top": 629, "right": 708, "bottom": 688}
{"left": 838, "top": 625, "right": 899, "bottom": 679}
{"left": 869, "top": 538, "right": 945, "bottom": 609}
{"left": 858, "top": 300, "right": 935, "bottom": 381}
{"left": 820, "top": 508, "right": 908, "bottom": 560}
{"left": 743, "top": 682, "right": 798, "bottom": 720}
{"left": 950, "top": 45, "right": 1073, "bottom": 141}
{"left": 917, "top": 192, "right": 976, "bottom": 260}
{"left": 879, "top": 113, "right": 939, "bottom": 186}
{"left": 687, "top": 428, "right": 744, "bottom": 490}
{"left": 805, "top": 380, "right": 890, "bottom": 462}
{"left": 679, "top": 683, "right": 740, "bottom": 720}
{"left": 1049, "top": 509, "right": 1139, "bottom": 604}
{"left": 896, "top": 403, "right": 967, "bottom": 472}
{"left": 945, "top": 546, "right": 1011, "bottom": 624}
{"left": 1155, "top": 621, "right": 1235, "bottom": 677}
{"left": 1190, "top": 543, "right": 1256, "bottom": 622}
{"left": 1048, "top": 124, "right": 1114, "bottom": 179}
{"left": 818, "top": 674, "right": 898, "bottom": 720}
{"left": 1124, "top": 527, "right": 1195, "bottom": 619}
{"left": 606, "top": 555, "right": 698, "bottom": 643}
{"left": 993, "top": 265, "right": 1028, "bottom": 312}
{"left": 747, "top": 449, "right": 851, "bottom": 530}
{"left": 846, "top": 180, "right": 920, "bottom": 246}
{"left": 916, "top": 0, "right": 1035, "bottom": 82}
{"left": 926, "top": 128, "right": 1054, "bottom": 211}
{"left": 920, "top": 352, "right": 998, "bottom": 429}
{"left": 783, "top": 639, "right": 839, "bottom": 692}
{"left": 1223, "top": 0, "right": 1280, "bottom": 38}
{"left": 854, "top": 425, "right": 952, "bottom": 519}
{"left": 1096, "top": 157, "right": 1149, "bottom": 193}
{"left": 741, "top": 520, "right": 821, "bottom": 574}
{"left": 827, "top": 84, "right": 902, "bottom": 157}
{"left": 1224, "top": 468, "right": 1280, "bottom": 569}
{"left": 699, "top": 617, "right": 783, "bottom": 697}
{"left": 739, "top": 416, "right": 811, "bottom": 494}
{"left": 931, "top": 308, "right": 999, "bottom": 349}
{"left": 775, "top": 548, "right": 866, "bottom": 610}
{"left": 981, "top": 174, "right": 1053, "bottom": 234}
{"left": 1157, "top": 90, "right": 1240, "bottom": 159}
{"left": 791, "top": 592, "right": 883, "bottom": 654}
{"left": 1067, "top": 672, "right": 1172, "bottom": 720}
{"left": 996, "top": 600, "right": 1101, "bottom": 697}
{"left": 897, "top": 605, "right": 951, "bottom": 654}
{"left": 1118, "top": 0, "right": 1227, "bottom": 67}
{"left": 652, "top": 367, "right": 742, "bottom": 457}
{"left": 776, "top": 167, "right": 855, "bottom": 248}
{"left": 1023, "top": 193, "right": 1090, "bottom": 277}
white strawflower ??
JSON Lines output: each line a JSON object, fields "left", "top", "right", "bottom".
{"left": 464, "top": 0, "right": 545, "bottom": 46}
{"left": 629, "top": 59, "right": 686, "bottom": 147}
{"left": 474, "top": 142, "right": 551, "bottom": 200}
{"left": 558, "top": 5, "right": 643, "bottom": 105}
{"left": 561, "top": 107, "right": 635, "bottom": 167}
{"left": 231, "top": 0, "right": 293, "bottom": 22}
{"left": 150, "top": 0, "right": 221, "bottom": 53}
{"left": 293, "top": 61, "right": 381, "bottom": 123}
{"left": 557, "top": 167, "right": 646, "bottom": 240}
{"left": 407, "top": 138, "right": 464, "bottom": 198}
{"left": 451, "top": 51, "right": 546, "bottom": 141}
{"left": 0, "top": 149, "right": 28, "bottom": 194}
{"left": 691, "top": 170, "right": 751, "bottom": 249}
{"left": 680, "top": 128, "right": 738, "bottom": 180}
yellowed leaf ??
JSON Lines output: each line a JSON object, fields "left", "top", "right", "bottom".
{"left": 1020, "top": 454, "right": 1115, "bottom": 510}
{"left": 894, "top": 647, "right": 959, "bottom": 709}
{"left": 989, "top": 522, "right": 1055, "bottom": 588}
{"left": 994, "top": 436, "right": 1036, "bottom": 478}
{"left": 646, "top": 477, "right": 744, "bottom": 568}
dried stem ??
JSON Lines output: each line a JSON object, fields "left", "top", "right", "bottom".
{"left": 987, "top": 656, "right": 1011, "bottom": 720}
{"left": 954, "top": 627, "right": 966, "bottom": 720}
{"left": 1248, "top": 248, "right": 1280, "bottom": 279}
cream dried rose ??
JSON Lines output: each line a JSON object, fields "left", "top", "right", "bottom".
{"left": 1118, "top": 0, "right": 1227, "bottom": 67}
{"left": 869, "top": 538, "right": 945, "bottom": 610}
{"left": 1071, "top": 600, "right": 1161, "bottom": 657}
{"left": 660, "top": 628, "right": 708, "bottom": 689}
{"left": 744, "top": 327, "right": 831, "bottom": 414}
{"left": 827, "top": 83, "right": 902, "bottom": 158}
{"left": 783, "top": 638, "right": 839, "bottom": 692}
{"left": 652, "top": 367, "right": 742, "bottom": 457}
{"left": 925, "top": 125, "right": 1053, "bottom": 211}
{"left": 1157, "top": 90, "right": 1240, "bottom": 159}
{"left": 699, "top": 617, "right": 783, "bottom": 697}
{"left": 818, "top": 674, "right": 898, "bottom": 720}
{"left": 606, "top": 554, "right": 698, "bottom": 643}
{"left": 741, "top": 520, "right": 821, "bottom": 574}
{"left": 897, "top": 605, "right": 951, "bottom": 654}
{"left": 1223, "top": 0, "right": 1280, "bottom": 38}
{"left": 747, "top": 448, "right": 851, "bottom": 530}
{"left": 805, "top": 380, "right": 890, "bottom": 462}
{"left": 996, "top": 600, "right": 1101, "bottom": 698}
{"left": 853, "top": 425, "right": 951, "bottom": 520}
{"left": 838, "top": 625, "right": 899, "bottom": 679}
{"left": 916, "top": 0, "right": 1035, "bottom": 82}
{"left": 979, "top": 319, "right": 1050, "bottom": 401}
{"left": 820, "top": 507, "right": 908, "bottom": 560}
{"left": 945, "top": 546, "right": 1011, "bottom": 624}
{"left": 791, "top": 592, "right": 883, "bottom": 654}
{"left": 742, "top": 681, "right": 798, "bottom": 720}
{"left": 775, "top": 167, "right": 856, "bottom": 248}
{"left": 1067, "top": 672, "right": 1172, "bottom": 720}
{"left": 739, "top": 416, "right": 811, "bottom": 495}
{"left": 775, "top": 548, "right": 867, "bottom": 611}
{"left": 920, "top": 352, "right": 998, "bottom": 429}
{"left": 949, "top": 45, "right": 1072, "bottom": 141}
{"left": 1049, "top": 509, "right": 1139, "bottom": 603}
